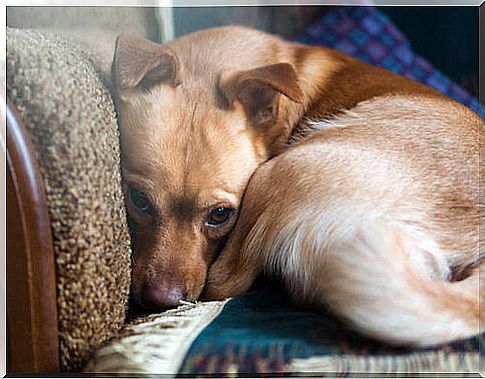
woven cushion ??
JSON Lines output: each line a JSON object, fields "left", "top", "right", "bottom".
{"left": 180, "top": 286, "right": 481, "bottom": 374}
{"left": 86, "top": 285, "right": 481, "bottom": 375}
{"left": 6, "top": 27, "right": 132, "bottom": 371}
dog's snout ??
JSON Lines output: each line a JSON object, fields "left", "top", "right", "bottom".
{"left": 140, "top": 283, "right": 185, "bottom": 310}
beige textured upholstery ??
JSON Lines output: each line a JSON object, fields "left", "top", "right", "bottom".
{"left": 7, "top": 27, "right": 132, "bottom": 371}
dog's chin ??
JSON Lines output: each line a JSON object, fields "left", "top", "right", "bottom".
{"left": 129, "top": 293, "right": 180, "bottom": 316}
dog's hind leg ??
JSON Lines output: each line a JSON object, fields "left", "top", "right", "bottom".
{"left": 246, "top": 156, "right": 482, "bottom": 346}
{"left": 217, "top": 147, "right": 480, "bottom": 346}
{"left": 304, "top": 223, "right": 481, "bottom": 346}
{"left": 204, "top": 137, "right": 481, "bottom": 346}
{"left": 251, "top": 197, "right": 481, "bottom": 345}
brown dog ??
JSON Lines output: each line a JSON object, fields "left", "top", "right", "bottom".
{"left": 113, "top": 26, "right": 483, "bottom": 345}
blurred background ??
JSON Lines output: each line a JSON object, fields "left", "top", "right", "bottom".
{"left": 172, "top": 6, "right": 478, "bottom": 97}
{"left": 6, "top": 6, "right": 479, "bottom": 98}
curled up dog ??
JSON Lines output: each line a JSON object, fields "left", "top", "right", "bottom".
{"left": 112, "top": 26, "right": 484, "bottom": 346}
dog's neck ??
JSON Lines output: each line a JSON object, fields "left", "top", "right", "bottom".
{"left": 274, "top": 44, "right": 443, "bottom": 154}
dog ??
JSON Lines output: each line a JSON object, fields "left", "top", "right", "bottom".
{"left": 113, "top": 26, "right": 483, "bottom": 346}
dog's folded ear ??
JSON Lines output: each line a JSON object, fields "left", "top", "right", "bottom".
{"left": 113, "top": 35, "right": 180, "bottom": 91}
{"left": 219, "top": 63, "right": 303, "bottom": 126}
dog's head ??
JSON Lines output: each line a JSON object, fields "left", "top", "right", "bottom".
{"left": 112, "top": 27, "right": 303, "bottom": 310}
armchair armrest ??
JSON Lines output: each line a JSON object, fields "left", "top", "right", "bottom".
{"left": 6, "top": 97, "right": 59, "bottom": 373}
{"left": 6, "top": 27, "right": 133, "bottom": 371}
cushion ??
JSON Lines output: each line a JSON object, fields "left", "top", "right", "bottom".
{"left": 6, "top": 27, "right": 132, "bottom": 371}
{"left": 87, "top": 285, "right": 481, "bottom": 375}
{"left": 85, "top": 300, "right": 229, "bottom": 374}
{"left": 181, "top": 286, "right": 481, "bottom": 374}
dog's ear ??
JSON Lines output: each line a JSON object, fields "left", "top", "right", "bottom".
{"left": 114, "top": 35, "right": 180, "bottom": 91}
{"left": 219, "top": 63, "right": 303, "bottom": 126}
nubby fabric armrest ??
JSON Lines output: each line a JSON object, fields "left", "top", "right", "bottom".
{"left": 6, "top": 28, "right": 132, "bottom": 371}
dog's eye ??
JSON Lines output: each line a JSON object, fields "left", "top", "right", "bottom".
{"left": 207, "top": 207, "right": 234, "bottom": 227}
{"left": 129, "top": 187, "right": 151, "bottom": 213}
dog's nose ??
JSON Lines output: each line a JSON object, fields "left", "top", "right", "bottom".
{"left": 140, "top": 283, "right": 185, "bottom": 310}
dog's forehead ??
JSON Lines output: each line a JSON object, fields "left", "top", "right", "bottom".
{"left": 123, "top": 131, "right": 260, "bottom": 210}
{"left": 156, "top": 117, "right": 259, "bottom": 191}
{"left": 120, "top": 95, "right": 263, "bottom": 203}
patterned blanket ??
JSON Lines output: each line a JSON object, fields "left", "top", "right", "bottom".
{"left": 180, "top": 285, "right": 481, "bottom": 375}
{"left": 88, "top": 285, "right": 481, "bottom": 375}
{"left": 296, "top": 6, "right": 484, "bottom": 118}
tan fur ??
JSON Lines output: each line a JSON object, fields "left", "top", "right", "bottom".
{"left": 113, "top": 26, "right": 483, "bottom": 345}
{"left": 205, "top": 95, "right": 483, "bottom": 345}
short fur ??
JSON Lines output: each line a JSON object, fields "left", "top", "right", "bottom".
{"left": 113, "top": 26, "right": 483, "bottom": 345}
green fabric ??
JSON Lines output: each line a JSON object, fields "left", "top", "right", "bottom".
{"left": 180, "top": 284, "right": 481, "bottom": 375}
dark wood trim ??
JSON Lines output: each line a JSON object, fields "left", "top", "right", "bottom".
{"left": 6, "top": 97, "right": 60, "bottom": 373}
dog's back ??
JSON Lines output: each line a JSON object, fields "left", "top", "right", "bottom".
{"left": 202, "top": 29, "right": 483, "bottom": 346}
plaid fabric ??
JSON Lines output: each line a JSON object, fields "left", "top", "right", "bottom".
{"left": 296, "top": 6, "right": 484, "bottom": 118}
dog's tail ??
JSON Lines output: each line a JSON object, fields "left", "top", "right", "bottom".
{"left": 248, "top": 213, "right": 483, "bottom": 347}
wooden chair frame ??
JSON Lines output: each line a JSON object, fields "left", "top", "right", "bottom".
{"left": 6, "top": 97, "right": 60, "bottom": 373}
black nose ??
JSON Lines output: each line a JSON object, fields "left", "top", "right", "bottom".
{"left": 140, "top": 283, "right": 185, "bottom": 310}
